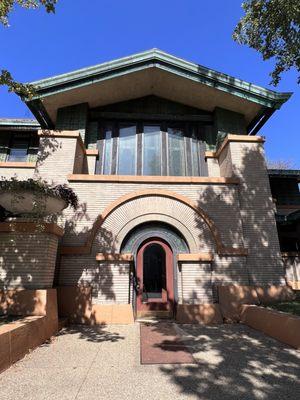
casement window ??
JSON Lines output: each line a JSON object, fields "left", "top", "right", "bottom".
{"left": 102, "top": 125, "right": 113, "bottom": 174}
{"left": 117, "top": 123, "right": 137, "bottom": 175}
{"left": 0, "top": 132, "right": 39, "bottom": 162}
{"left": 96, "top": 121, "right": 207, "bottom": 177}
{"left": 143, "top": 125, "right": 161, "bottom": 176}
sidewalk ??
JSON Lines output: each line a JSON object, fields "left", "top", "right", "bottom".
{"left": 0, "top": 323, "right": 299, "bottom": 400}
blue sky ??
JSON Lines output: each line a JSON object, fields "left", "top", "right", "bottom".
{"left": 0, "top": 0, "right": 299, "bottom": 166}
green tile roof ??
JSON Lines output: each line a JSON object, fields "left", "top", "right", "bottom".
{"left": 28, "top": 49, "right": 292, "bottom": 108}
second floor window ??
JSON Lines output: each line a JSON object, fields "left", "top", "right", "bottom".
{"left": 96, "top": 121, "right": 208, "bottom": 177}
{"left": 0, "top": 132, "right": 39, "bottom": 163}
{"left": 118, "top": 124, "right": 137, "bottom": 175}
{"left": 9, "top": 135, "right": 29, "bottom": 162}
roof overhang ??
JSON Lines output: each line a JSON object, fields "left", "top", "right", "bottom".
{"left": 0, "top": 118, "right": 40, "bottom": 131}
{"left": 268, "top": 169, "right": 300, "bottom": 182}
{"left": 25, "top": 49, "right": 292, "bottom": 131}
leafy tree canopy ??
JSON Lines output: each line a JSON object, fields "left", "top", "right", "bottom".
{"left": 233, "top": 0, "right": 300, "bottom": 85}
{"left": 0, "top": 1, "right": 57, "bottom": 98}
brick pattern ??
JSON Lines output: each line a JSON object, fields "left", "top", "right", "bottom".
{"left": 1, "top": 130, "right": 287, "bottom": 304}
{"left": 179, "top": 262, "right": 213, "bottom": 304}
{"left": 206, "top": 158, "right": 220, "bottom": 177}
{"left": 0, "top": 232, "right": 58, "bottom": 289}
{"left": 0, "top": 168, "right": 35, "bottom": 179}
{"left": 218, "top": 145, "right": 232, "bottom": 177}
{"left": 58, "top": 257, "right": 131, "bottom": 304}
{"left": 61, "top": 182, "right": 244, "bottom": 250}
{"left": 34, "top": 136, "right": 78, "bottom": 184}
{"left": 227, "top": 141, "right": 285, "bottom": 284}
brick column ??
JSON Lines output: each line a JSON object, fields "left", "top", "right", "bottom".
{"left": 35, "top": 130, "right": 86, "bottom": 184}
{"left": 219, "top": 135, "right": 285, "bottom": 285}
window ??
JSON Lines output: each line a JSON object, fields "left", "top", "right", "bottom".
{"left": 0, "top": 132, "right": 39, "bottom": 163}
{"left": 143, "top": 125, "right": 161, "bottom": 175}
{"left": 102, "top": 125, "right": 113, "bottom": 174}
{"left": 190, "top": 126, "right": 201, "bottom": 176}
{"left": 98, "top": 121, "right": 208, "bottom": 177}
{"left": 117, "top": 123, "right": 137, "bottom": 175}
{"left": 8, "top": 135, "right": 29, "bottom": 162}
{"left": 168, "top": 127, "right": 186, "bottom": 176}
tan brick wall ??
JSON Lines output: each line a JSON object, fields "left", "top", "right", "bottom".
{"left": 206, "top": 158, "right": 220, "bottom": 176}
{"left": 179, "top": 262, "right": 213, "bottom": 304}
{"left": 219, "top": 145, "right": 232, "bottom": 177}
{"left": 1, "top": 133, "right": 285, "bottom": 304}
{"left": 0, "top": 232, "right": 58, "bottom": 289}
{"left": 59, "top": 182, "right": 246, "bottom": 305}
{"left": 61, "top": 182, "right": 244, "bottom": 250}
{"left": 223, "top": 141, "right": 285, "bottom": 284}
{"left": 34, "top": 136, "right": 79, "bottom": 184}
{"left": 0, "top": 167, "right": 35, "bottom": 179}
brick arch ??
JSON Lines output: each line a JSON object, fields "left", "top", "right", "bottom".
{"left": 60, "top": 189, "right": 246, "bottom": 256}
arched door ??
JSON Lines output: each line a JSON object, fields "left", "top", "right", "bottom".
{"left": 136, "top": 239, "right": 174, "bottom": 317}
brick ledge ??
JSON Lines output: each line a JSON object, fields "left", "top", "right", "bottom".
{"left": 67, "top": 174, "right": 240, "bottom": 184}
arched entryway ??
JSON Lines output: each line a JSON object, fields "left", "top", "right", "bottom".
{"left": 120, "top": 222, "right": 189, "bottom": 319}
{"left": 136, "top": 239, "right": 174, "bottom": 318}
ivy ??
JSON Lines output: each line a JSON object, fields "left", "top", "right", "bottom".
{"left": 0, "top": 177, "right": 78, "bottom": 210}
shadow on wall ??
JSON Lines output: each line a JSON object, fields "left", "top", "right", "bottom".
{"left": 194, "top": 144, "right": 285, "bottom": 300}
{"left": 61, "top": 207, "right": 123, "bottom": 303}
{"left": 158, "top": 323, "right": 300, "bottom": 400}
{"left": 35, "top": 133, "right": 60, "bottom": 167}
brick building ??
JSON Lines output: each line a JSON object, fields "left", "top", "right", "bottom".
{"left": 0, "top": 50, "right": 297, "bottom": 323}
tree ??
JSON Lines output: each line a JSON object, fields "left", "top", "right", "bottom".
{"left": 267, "top": 159, "right": 295, "bottom": 169}
{"left": 233, "top": 0, "right": 300, "bottom": 85}
{"left": 0, "top": 1, "right": 57, "bottom": 99}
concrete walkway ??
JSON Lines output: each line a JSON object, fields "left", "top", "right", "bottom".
{"left": 0, "top": 323, "right": 299, "bottom": 400}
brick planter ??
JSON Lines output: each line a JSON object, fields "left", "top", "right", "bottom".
{"left": 0, "top": 222, "right": 63, "bottom": 289}
{"left": 0, "top": 288, "right": 59, "bottom": 373}
{"left": 241, "top": 305, "right": 300, "bottom": 349}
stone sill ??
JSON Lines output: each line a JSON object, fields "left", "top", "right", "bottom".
{"left": 96, "top": 253, "right": 133, "bottom": 262}
{"left": 0, "top": 162, "right": 36, "bottom": 168}
{"left": 68, "top": 174, "right": 240, "bottom": 185}
{"left": 177, "top": 253, "right": 213, "bottom": 262}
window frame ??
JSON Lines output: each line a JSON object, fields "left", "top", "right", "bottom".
{"left": 97, "top": 120, "right": 208, "bottom": 177}
{"left": 1, "top": 132, "right": 39, "bottom": 163}
{"left": 142, "top": 123, "right": 163, "bottom": 176}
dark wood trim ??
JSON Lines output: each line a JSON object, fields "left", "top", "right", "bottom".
{"left": 136, "top": 122, "right": 143, "bottom": 175}
{"left": 161, "top": 130, "right": 168, "bottom": 176}
{"left": 185, "top": 136, "right": 192, "bottom": 176}
{"left": 90, "top": 111, "right": 213, "bottom": 122}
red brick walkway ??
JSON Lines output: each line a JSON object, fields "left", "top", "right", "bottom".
{"left": 140, "top": 322, "right": 195, "bottom": 364}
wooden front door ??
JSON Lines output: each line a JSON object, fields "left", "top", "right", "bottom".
{"left": 136, "top": 239, "right": 174, "bottom": 317}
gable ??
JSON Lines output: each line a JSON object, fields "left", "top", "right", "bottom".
{"left": 25, "top": 49, "right": 292, "bottom": 133}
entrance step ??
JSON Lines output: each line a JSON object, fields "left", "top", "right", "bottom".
{"left": 136, "top": 310, "right": 173, "bottom": 321}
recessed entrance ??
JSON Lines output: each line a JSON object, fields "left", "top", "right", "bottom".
{"left": 136, "top": 239, "right": 174, "bottom": 318}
